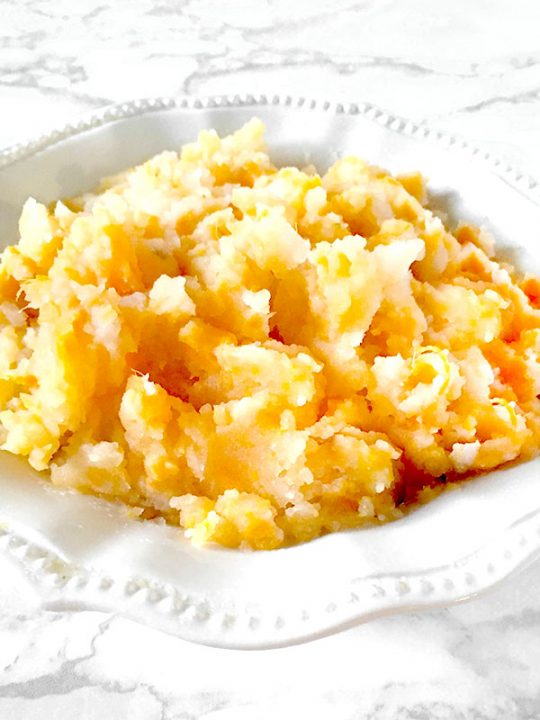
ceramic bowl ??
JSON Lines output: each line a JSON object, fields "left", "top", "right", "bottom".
{"left": 0, "top": 95, "right": 539, "bottom": 648}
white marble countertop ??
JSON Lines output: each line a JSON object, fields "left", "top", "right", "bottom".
{"left": 1, "top": 0, "right": 540, "bottom": 717}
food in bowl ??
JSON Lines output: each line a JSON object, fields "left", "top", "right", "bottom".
{"left": 0, "top": 119, "right": 538, "bottom": 549}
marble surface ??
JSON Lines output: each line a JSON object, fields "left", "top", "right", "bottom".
{"left": 1, "top": 0, "right": 540, "bottom": 717}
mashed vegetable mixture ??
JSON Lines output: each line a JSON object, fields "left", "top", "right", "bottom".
{"left": 0, "top": 120, "right": 539, "bottom": 549}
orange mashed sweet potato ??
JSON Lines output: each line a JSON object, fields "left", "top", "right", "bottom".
{"left": 0, "top": 119, "right": 539, "bottom": 549}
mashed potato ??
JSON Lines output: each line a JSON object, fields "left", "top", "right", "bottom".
{"left": 0, "top": 119, "right": 539, "bottom": 549}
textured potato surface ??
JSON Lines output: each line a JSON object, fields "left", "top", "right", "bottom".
{"left": 0, "top": 119, "right": 538, "bottom": 549}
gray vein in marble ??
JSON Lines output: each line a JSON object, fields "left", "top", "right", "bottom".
{"left": 455, "top": 87, "right": 540, "bottom": 114}
{"left": 0, "top": 615, "right": 111, "bottom": 699}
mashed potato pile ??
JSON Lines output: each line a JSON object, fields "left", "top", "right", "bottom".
{"left": 0, "top": 119, "right": 539, "bottom": 549}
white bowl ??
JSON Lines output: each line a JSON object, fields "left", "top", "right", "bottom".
{"left": 0, "top": 95, "right": 539, "bottom": 649}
